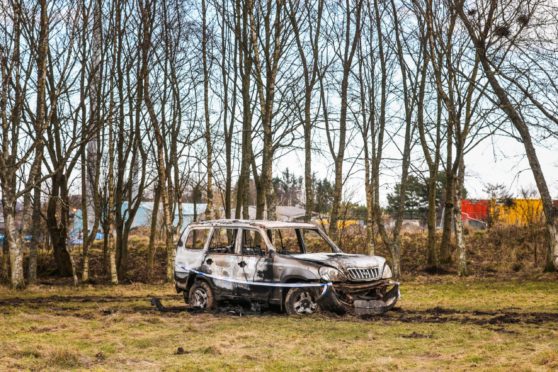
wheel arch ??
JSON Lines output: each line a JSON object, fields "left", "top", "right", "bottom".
{"left": 186, "top": 273, "right": 212, "bottom": 293}
{"left": 280, "top": 276, "right": 319, "bottom": 309}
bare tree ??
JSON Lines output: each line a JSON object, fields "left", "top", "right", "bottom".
{"left": 202, "top": 0, "right": 215, "bottom": 220}
{"left": 234, "top": 0, "right": 254, "bottom": 220}
{"left": 288, "top": 0, "right": 325, "bottom": 222}
{"left": 324, "top": 0, "right": 363, "bottom": 242}
{"left": 454, "top": 0, "right": 558, "bottom": 271}
{"left": 0, "top": 0, "right": 29, "bottom": 287}
{"left": 24, "top": 0, "right": 49, "bottom": 284}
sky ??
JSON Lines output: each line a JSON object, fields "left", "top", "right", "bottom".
{"left": 464, "top": 135, "right": 558, "bottom": 199}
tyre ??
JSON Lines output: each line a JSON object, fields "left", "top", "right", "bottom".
{"left": 188, "top": 281, "right": 216, "bottom": 310}
{"left": 284, "top": 287, "right": 319, "bottom": 315}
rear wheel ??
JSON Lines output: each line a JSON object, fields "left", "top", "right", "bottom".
{"left": 284, "top": 287, "right": 319, "bottom": 315}
{"left": 188, "top": 281, "right": 216, "bottom": 310}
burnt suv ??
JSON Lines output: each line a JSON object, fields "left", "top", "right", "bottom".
{"left": 174, "top": 220, "right": 399, "bottom": 315}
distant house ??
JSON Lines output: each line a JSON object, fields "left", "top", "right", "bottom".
{"left": 70, "top": 202, "right": 207, "bottom": 239}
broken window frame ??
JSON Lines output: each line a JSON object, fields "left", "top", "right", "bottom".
{"left": 238, "top": 227, "right": 273, "bottom": 257}
{"left": 207, "top": 227, "right": 239, "bottom": 254}
{"left": 265, "top": 227, "right": 341, "bottom": 254}
{"left": 181, "top": 227, "right": 212, "bottom": 251}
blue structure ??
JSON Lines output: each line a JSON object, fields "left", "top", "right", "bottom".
{"left": 0, "top": 234, "right": 33, "bottom": 245}
{"left": 70, "top": 202, "right": 207, "bottom": 241}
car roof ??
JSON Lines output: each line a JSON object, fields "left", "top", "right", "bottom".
{"left": 187, "top": 219, "right": 318, "bottom": 230}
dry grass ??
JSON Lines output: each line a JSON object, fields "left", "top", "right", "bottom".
{"left": 1, "top": 279, "right": 557, "bottom": 371}
{"left": 339, "top": 225, "right": 553, "bottom": 276}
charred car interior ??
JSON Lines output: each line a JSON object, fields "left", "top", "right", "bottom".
{"left": 174, "top": 220, "right": 400, "bottom": 315}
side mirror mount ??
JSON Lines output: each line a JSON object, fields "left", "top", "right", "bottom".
{"left": 177, "top": 240, "right": 184, "bottom": 248}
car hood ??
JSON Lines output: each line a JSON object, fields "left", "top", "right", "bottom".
{"left": 290, "top": 252, "right": 386, "bottom": 271}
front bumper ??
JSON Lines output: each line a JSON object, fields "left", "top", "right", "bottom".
{"left": 317, "top": 280, "right": 400, "bottom": 315}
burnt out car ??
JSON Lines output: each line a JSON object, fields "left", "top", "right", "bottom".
{"left": 174, "top": 220, "right": 399, "bottom": 315}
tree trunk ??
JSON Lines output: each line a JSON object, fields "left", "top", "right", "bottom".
{"left": 25, "top": 0, "right": 49, "bottom": 284}
{"left": 3, "top": 189, "right": 24, "bottom": 288}
{"left": 1, "top": 0, "right": 28, "bottom": 288}
{"left": 266, "top": 189, "right": 277, "bottom": 220}
{"left": 1, "top": 244, "right": 9, "bottom": 283}
{"left": 234, "top": 0, "right": 253, "bottom": 220}
{"left": 439, "top": 133, "right": 454, "bottom": 265}
{"left": 107, "top": 99, "right": 118, "bottom": 285}
{"left": 202, "top": 0, "right": 214, "bottom": 221}
{"left": 288, "top": 0, "right": 323, "bottom": 223}
{"left": 117, "top": 224, "right": 131, "bottom": 279}
{"left": 329, "top": 0, "right": 362, "bottom": 242}
{"left": 28, "top": 182, "right": 41, "bottom": 284}
{"left": 303, "top": 98, "right": 314, "bottom": 222}
{"left": 6, "top": 210, "right": 24, "bottom": 289}
{"left": 426, "top": 174, "right": 438, "bottom": 268}
{"left": 388, "top": 241, "right": 401, "bottom": 279}
{"left": 82, "top": 241, "right": 90, "bottom": 282}
{"left": 415, "top": 29, "right": 440, "bottom": 269}
{"left": 47, "top": 174, "right": 73, "bottom": 276}
{"left": 364, "top": 172, "right": 375, "bottom": 256}
{"left": 147, "top": 185, "right": 161, "bottom": 282}
{"left": 220, "top": 0, "right": 234, "bottom": 220}
{"left": 454, "top": 160, "right": 467, "bottom": 276}
{"left": 108, "top": 238, "right": 118, "bottom": 284}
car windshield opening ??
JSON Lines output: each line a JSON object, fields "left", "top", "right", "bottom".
{"left": 266, "top": 228, "right": 335, "bottom": 254}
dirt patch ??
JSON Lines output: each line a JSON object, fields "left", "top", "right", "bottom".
{"left": 401, "top": 331, "right": 433, "bottom": 339}
{"left": 488, "top": 327, "right": 519, "bottom": 335}
{"left": 360, "top": 307, "right": 558, "bottom": 326}
{"left": 148, "top": 300, "right": 558, "bottom": 327}
{"left": 175, "top": 347, "right": 190, "bottom": 355}
{"left": 0, "top": 294, "right": 176, "bottom": 307}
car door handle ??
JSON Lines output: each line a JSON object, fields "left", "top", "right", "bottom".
{"left": 206, "top": 258, "right": 213, "bottom": 265}
{"left": 238, "top": 261, "right": 247, "bottom": 268}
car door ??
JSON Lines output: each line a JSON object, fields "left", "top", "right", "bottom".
{"left": 202, "top": 226, "right": 239, "bottom": 295}
{"left": 233, "top": 228, "right": 274, "bottom": 300}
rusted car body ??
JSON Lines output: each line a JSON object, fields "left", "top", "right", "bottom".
{"left": 174, "top": 220, "right": 399, "bottom": 315}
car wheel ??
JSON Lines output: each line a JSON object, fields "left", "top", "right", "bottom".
{"left": 285, "top": 287, "right": 319, "bottom": 315}
{"left": 188, "top": 281, "right": 216, "bottom": 310}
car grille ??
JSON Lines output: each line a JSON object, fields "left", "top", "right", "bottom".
{"left": 347, "top": 267, "right": 380, "bottom": 281}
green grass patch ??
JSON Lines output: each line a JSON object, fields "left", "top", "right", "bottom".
{"left": 1, "top": 279, "right": 557, "bottom": 370}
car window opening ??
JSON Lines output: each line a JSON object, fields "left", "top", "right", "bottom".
{"left": 267, "top": 228, "right": 335, "bottom": 254}
{"left": 242, "top": 229, "right": 267, "bottom": 256}
{"left": 184, "top": 228, "right": 210, "bottom": 250}
{"left": 208, "top": 227, "right": 237, "bottom": 254}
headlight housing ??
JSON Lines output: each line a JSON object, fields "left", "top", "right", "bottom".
{"left": 319, "top": 266, "right": 345, "bottom": 282}
{"left": 382, "top": 263, "right": 393, "bottom": 279}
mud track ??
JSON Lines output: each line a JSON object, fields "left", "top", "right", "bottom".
{"left": 0, "top": 294, "right": 177, "bottom": 306}
{"left": 360, "top": 306, "right": 558, "bottom": 326}
{"left": 1, "top": 296, "right": 557, "bottom": 327}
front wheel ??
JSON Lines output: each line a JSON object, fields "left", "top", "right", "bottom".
{"left": 188, "top": 281, "right": 216, "bottom": 310}
{"left": 284, "top": 287, "right": 319, "bottom": 315}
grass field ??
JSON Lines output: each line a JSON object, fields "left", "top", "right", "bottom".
{"left": 1, "top": 278, "right": 557, "bottom": 371}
